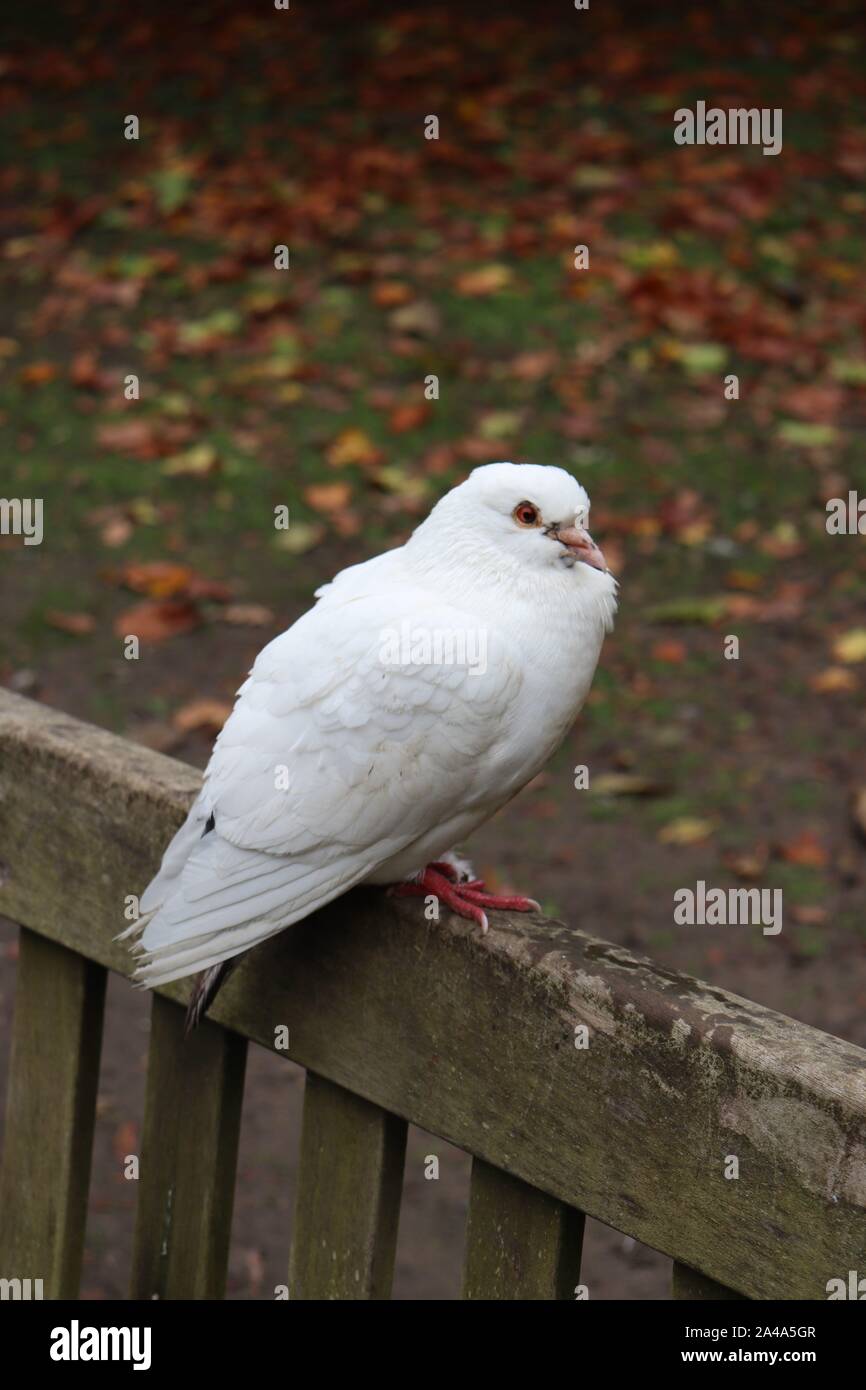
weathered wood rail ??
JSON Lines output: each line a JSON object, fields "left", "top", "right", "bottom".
{"left": 0, "top": 687, "right": 864, "bottom": 1300}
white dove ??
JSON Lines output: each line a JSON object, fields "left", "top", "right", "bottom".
{"left": 126, "top": 462, "right": 617, "bottom": 1027}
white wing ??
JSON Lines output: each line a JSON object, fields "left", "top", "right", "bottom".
{"left": 132, "top": 553, "right": 522, "bottom": 986}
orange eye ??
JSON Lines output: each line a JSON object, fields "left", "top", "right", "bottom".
{"left": 513, "top": 501, "right": 540, "bottom": 527}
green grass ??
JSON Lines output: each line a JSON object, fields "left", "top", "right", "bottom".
{"left": 1, "top": 0, "right": 865, "bottom": 901}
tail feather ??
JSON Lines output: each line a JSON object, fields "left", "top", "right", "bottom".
{"left": 185, "top": 960, "right": 237, "bottom": 1034}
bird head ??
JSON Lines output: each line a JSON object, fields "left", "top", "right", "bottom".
{"left": 464, "top": 461, "right": 609, "bottom": 571}
{"left": 418, "top": 461, "right": 614, "bottom": 580}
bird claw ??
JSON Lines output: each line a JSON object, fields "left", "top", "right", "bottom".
{"left": 389, "top": 864, "right": 540, "bottom": 933}
{"left": 460, "top": 884, "right": 542, "bottom": 913}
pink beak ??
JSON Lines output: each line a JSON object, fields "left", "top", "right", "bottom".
{"left": 552, "top": 524, "right": 607, "bottom": 572}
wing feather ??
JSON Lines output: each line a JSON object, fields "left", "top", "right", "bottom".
{"left": 133, "top": 555, "right": 521, "bottom": 985}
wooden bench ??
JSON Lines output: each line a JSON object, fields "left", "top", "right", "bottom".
{"left": 0, "top": 688, "right": 864, "bottom": 1299}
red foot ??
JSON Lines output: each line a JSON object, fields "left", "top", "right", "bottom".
{"left": 389, "top": 863, "right": 540, "bottom": 935}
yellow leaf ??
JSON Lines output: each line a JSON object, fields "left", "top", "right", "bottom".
{"left": 591, "top": 773, "right": 664, "bottom": 797}
{"left": 161, "top": 444, "right": 219, "bottom": 477}
{"left": 325, "top": 427, "right": 381, "bottom": 469}
{"left": 375, "top": 467, "right": 429, "bottom": 501}
{"left": 454, "top": 264, "right": 514, "bottom": 296}
{"left": 658, "top": 817, "right": 715, "bottom": 846}
{"left": 832, "top": 629, "right": 866, "bottom": 664}
{"left": 274, "top": 521, "right": 324, "bottom": 555}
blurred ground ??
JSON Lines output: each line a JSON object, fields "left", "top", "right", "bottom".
{"left": 1, "top": 0, "right": 865, "bottom": 1298}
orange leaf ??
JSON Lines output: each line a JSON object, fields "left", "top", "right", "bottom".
{"left": 791, "top": 905, "right": 828, "bottom": 926}
{"left": 509, "top": 350, "right": 557, "bottom": 381}
{"left": 44, "top": 610, "right": 96, "bottom": 636}
{"left": 112, "top": 561, "right": 229, "bottom": 603}
{"left": 651, "top": 639, "right": 686, "bottom": 664}
{"left": 96, "top": 419, "right": 164, "bottom": 458}
{"left": 70, "top": 351, "right": 101, "bottom": 389}
{"left": 304, "top": 482, "right": 352, "bottom": 514}
{"left": 454, "top": 263, "right": 514, "bottom": 296}
{"left": 117, "top": 561, "right": 195, "bottom": 598}
{"left": 777, "top": 831, "right": 827, "bottom": 868}
{"left": 113, "top": 599, "right": 201, "bottom": 642}
{"left": 810, "top": 666, "right": 857, "bottom": 694}
{"left": 172, "top": 699, "right": 232, "bottom": 734}
{"left": 421, "top": 444, "right": 456, "bottom": 475}
{"left": 19, "top": 361, "right": 58, "bottom": 386}
{"left": 389, "top": 402, "right": 431, "bottom": 433}
{"left": 372, "top": 281, "right": 412, "bottom": 308}
{"left": 725, "top": 570, "right": 763, "bottom": 592}
{"left": 723, "top": 845, "right": 769, "bottom": 880}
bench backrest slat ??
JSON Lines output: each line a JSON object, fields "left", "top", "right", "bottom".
{"left": 462, "top": 1157, "right": 585, "bottom": 1300}
{"left": 130, "top": 994, "right": 247, "bottom": 1300}
{"left": 289, "top": 1072, "right": 406, "bottom": 1300}
{"left": 0, "top": 927, "right": 106, "bottom": 1299}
